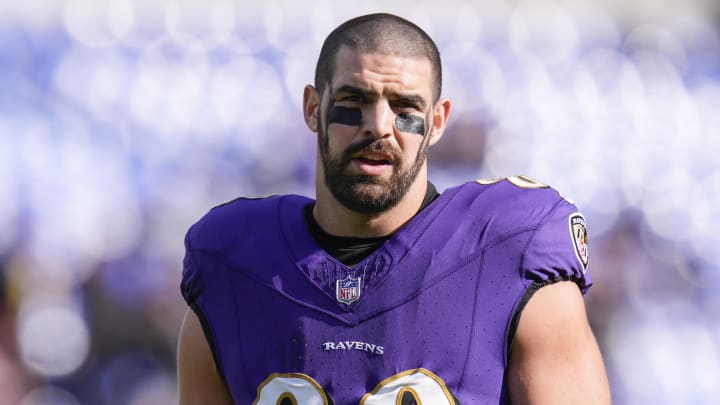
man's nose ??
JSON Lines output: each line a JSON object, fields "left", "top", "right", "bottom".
{"left": 361, "top": 101, "right": 394, "bottom": 138}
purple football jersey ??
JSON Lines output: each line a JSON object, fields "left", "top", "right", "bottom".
{"left": 181, "top": 179, "right": 591, "bottom": 404}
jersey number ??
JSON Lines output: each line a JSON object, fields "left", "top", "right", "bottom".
{"left": 253, "top": 368, "right": 458, "bottom": 405}
{"left": 476, "top": 175, "right": 547, "bottom": 189}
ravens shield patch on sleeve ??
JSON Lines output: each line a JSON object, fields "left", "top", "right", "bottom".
{"left": 569, "top": 213, "right": 589, "bottom": 271}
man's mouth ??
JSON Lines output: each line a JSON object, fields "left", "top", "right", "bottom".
{"left": 353, "top": 152, "right": 392, "bottom": 166}
{"left": 348, "top": 151, "right": 394, "bottom": 176}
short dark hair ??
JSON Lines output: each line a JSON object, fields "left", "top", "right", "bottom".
{"left": 314, "top": 13, "right": 442, "bottom": 101}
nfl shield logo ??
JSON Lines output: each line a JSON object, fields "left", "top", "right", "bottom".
{"left": 336, "top": 275, "right": 362, "bottom": 305}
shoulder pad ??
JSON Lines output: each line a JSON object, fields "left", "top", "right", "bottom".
{"left": 186, "top": 196, "right": 283, "bottom": 253}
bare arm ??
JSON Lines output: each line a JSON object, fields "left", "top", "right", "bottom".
{"left": 507, "top": 281, "right": 611, "bottom": 404}
{"left": 177, "top": 309, "right": 234, "bottom": 405}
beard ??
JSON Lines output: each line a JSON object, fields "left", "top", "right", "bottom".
{"left": 319, "top": 126, "right": 428, "bottom": 215}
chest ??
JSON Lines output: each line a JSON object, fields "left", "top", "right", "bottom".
{"left": 211, "top": 257, "right": 513, "bottom": 404}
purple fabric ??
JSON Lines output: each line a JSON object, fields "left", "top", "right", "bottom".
{"left": 181, "top": 180, "right": 592, "bottom": 404}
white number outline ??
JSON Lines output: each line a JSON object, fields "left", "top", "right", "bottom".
{"left": 253, "top": 368, "right": 456, "bottom": 405}
{"left": 360, "top": 368, "right": 455, "bottom": 405}
{"left": 253, "top": 373, "right": 328, "bottom": 405}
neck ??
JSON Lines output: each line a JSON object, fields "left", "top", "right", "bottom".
{"left": 313, "top": 170, "right": 428, "bottom": 238}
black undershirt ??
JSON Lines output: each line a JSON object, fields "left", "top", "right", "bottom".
{"left": 304, "top": 182, "right": 440, "bottom": 266}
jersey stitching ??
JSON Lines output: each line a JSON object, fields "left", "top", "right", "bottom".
{"left": 230, "top": 265, "right": 356, "bottom": 325}
{"left": 191, "top": 243, "right": 356, "bottom": 325}
{"left": 456, "top": 251, "right": 488, "bottom": 397}
{"left": 340, "top": 184, "right": 461, "bottom": 311}
{"left": 276, "top": 195, "right": 366, "bottom": 313}
{"left": 190, "top": 195, "right": 346, "bottom": 322}
{"left": 358, "top": 252, "right": 484, "bottom": 322}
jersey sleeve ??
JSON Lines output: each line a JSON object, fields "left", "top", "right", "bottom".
{"left": 521, "top": 200, "right": 592, "bottom": 293}
{"left": 179, "top": 209, "right": 228, "bottom": 308}
{"left": 179, "top": 220, "right": 233, "bottom": 386}
{"left": 180, "top": 223, "right": 202, "bottom": 306}
{"left": 179, "top": 197, "right": 243, "bottom": 307}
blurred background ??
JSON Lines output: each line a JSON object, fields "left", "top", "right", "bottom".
{"left": 1, "top": 0, "right": 719, "bottom": 403}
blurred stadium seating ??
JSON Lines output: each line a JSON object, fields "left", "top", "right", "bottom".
{"left": 1, "top": 1, "right": 719, "bottom": 403}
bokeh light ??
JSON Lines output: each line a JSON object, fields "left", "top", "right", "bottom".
{"left": 18, "top": 305, "right": 90, "bottom": 378}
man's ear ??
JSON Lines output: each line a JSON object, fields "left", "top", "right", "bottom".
{"left": 428, "top": 97, "right": 452, "bottom": 146}
{"left": 303, "top": 85, "right": 320, "bottom": 133}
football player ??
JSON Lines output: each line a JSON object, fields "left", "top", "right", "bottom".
{"left": 177, "top": 13, "right": 610, "bottom": 404}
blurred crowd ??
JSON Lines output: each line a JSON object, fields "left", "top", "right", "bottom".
{"left": 1, "top": 1, "right": 720, "bottom": 404}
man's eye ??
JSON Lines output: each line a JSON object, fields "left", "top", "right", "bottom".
{"left": 340, "top": 95, "right": 363, "bottom": 102}
{"left": 396, "top": 102, "right": 419, "bottom": 110}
